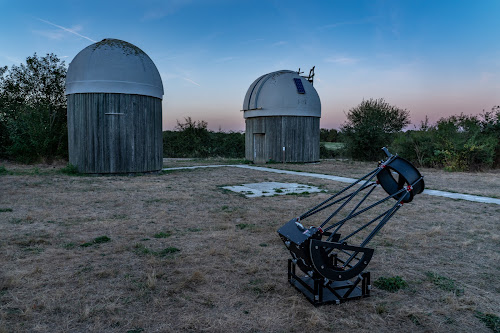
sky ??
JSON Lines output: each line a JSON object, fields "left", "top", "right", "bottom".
{"left": 1, "top": 0, "right": 499, "bottom": 131}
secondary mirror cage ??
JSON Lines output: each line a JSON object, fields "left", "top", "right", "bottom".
{"left": 277, "top": 147, "right": 424, "bottom": 305}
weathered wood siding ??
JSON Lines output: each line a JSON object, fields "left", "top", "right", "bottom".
{"left": 245, "top": 116, "right": 319, "bottom": 163}
{"left": 67, "top": 93, "right": 162, "bottom": 173}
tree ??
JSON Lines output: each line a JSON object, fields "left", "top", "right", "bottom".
{"left": 0, "top": 53, "right": 67, "bottom": 162}
{"left": 341, "top": 98, "right": 410, "bottom": 161}
{"left": 320, "top": 128, "right": 339, "bottom": 142}
{"left": 163, "top": 117, "right": 245, "bottom": 158}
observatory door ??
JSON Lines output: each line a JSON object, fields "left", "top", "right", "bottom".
{"left": 253, "top": 133, "right": 267, "bottom": 164}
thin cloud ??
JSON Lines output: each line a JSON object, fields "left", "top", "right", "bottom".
{"left": 272, "top": 41, "right": 288, "bottom": 47}
{"left": 318, "top": 17, "right": 378, "bottom": 30}
{"left": 33, "top": 29, "right": 65, "bottom": 40}
{"left": 215, "top": 56, "right": 235, "bottom": 63}
{"left": 142, "top": 0, "right": 193, "bottom": 20}
{"left": 1, "top": 55, "right": 23, "bottom": 64}
{"left": 325, "top": 56, "right": 358, "bottom": 65}
{"left": 239, "top": 38, "right": 265, "bottom": 45}
{"left": 183, "top": 77, "right": 201, "bottom": 86}
{"left": 37, "top": 18, "right": 96, "bottom": 42}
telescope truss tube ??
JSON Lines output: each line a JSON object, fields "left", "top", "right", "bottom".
{"left": 277, "top": 148, "right": 424, "bottom": 305}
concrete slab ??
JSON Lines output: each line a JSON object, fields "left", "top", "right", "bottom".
{"left": 222, "top": 182, "right": 322, "bottom": 198}
{"left": 162, "top": 165, "right": 500, "bottom": 205}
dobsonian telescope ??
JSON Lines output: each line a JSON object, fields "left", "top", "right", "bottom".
{"left": 277, "top": 148, "right": 424, "bottom": 305}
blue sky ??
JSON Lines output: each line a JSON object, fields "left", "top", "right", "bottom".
{"left": 1, "top": 0, "right": 499, "bottom": 131}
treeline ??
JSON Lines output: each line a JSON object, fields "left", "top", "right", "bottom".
{"left": 328, "top": 98, "right": 500, "bottom": 171}
{"left": 163, "top": 117, "right": 244, "bottom": 158}
{"left": 391, "top": 110, "right": 500, "bottom": 171}
{"left": 2, "top": 53, "right": 499, "bottom": 171}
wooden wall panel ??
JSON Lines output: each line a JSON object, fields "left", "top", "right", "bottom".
{"left": 245, "top": 116, "right": 319, "bottom": 163}
{"left": 67, "top": 93, "right": 162, "bottom": 173}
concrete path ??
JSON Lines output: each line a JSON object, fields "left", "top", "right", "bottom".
{"left": 163, "top": 165, "right": 500, "bottom": 205}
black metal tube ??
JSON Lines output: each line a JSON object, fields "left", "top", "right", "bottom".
{"left": 347, "top": 185, "right": 377, "bottom": 219}
{"left": 299, "top": 167, "right": 379, "bottom": 220}
{"left": 301, "top": 183, "right": 376, "bottom": 220}
{"left": 360, "top": 200, "right": 403, "bottom": 248}
{"left": 324, "top": 186, "right": 408, "bottom": 236}
{"left": 339, "top": 207, "right": 393, "bottom": 243}
{"left": 340, "top": 200, "right": 402, "bottom": 269}
{"left": 319, "top": 159, "right": 396, "bottom": 229}
{"left": 330, "top": 185, "right": 377, "bottom": 236}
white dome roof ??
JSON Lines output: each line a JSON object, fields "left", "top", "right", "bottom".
{"left": 243, "top": 70, "right": 321, "bottom": 118}
{"left": 66, "top": 39, "right": 163, "bottom": 99}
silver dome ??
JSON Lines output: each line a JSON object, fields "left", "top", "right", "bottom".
{"left": 66, "top": 39, "right": 163, "bottom": 99}
{"left": 243, "top": 70, "right": 321, "bottom": 119}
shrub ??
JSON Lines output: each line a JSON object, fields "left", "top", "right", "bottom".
{"left": 341, "top": 98, "right": 410, "bottom": 161}
{"left": 320, "top": 143, "right": 335, "bottom": 158}
{"left": 374, "top": 276, "right": 408, "bottom": 292}
{"left": 163, "top": 117, "right": 244, "bottom": 158}
{"left": 392, "top": 111, "right": 499, "bottom": 171}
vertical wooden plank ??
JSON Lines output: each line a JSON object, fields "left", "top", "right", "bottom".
{"left": 68, "top": 92, "right": 163, "bottom": 173}
{"left": 245, "top": 119, "right": 253, "bottom": 161}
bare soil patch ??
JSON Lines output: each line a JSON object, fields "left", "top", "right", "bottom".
{"left": 1, "top": 160, "right": 499, "bottom": 332}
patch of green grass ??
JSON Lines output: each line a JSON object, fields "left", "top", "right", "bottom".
{"left": 94, "top": 236, "right": 111, "bottom": 244}
{"left": 0, "top": 165, "right": 9, "bottom": 175}
{"left": 0, "top": 208, "right": 13, "bottom": 212}
{"left": 374, "top": 276, "right": 408, "bottom": 292}
{"left": 63, "top": 242, "right": 76, "bottom": 249}
{"left": 273, "top": 188, "right": 284, "bottom": 193}
{"left": 133, "top": 243, "right": 180, "bottom": 257}
{"left": 425, "top": 272, "right": 463, "bottom": 295}
{"left": 153, "top": 231, "right": 172, "bottom": 238}
{"left": 157, "top": 247, "right": 180, "bottom": 256}
{"left": 322, "top": 142, "right": 345, "bottom": 150}
{"left": 236, "top": 223, "right": 255, "bottom": 230}
{"left": 475, "top": 311, "right": 500, "bottom": 332}
{"left": 285, "top": 191, "right": 311, "bottom": 196}
{"left": 60, "top": 163, "right": 79, "bottom": 175}
{"left": 80, "top": 235, "right": 111, "bottom": 247}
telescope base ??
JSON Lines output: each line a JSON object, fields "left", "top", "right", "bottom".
{"left": 288, "top": 259, "right": 371, "bottom": 306}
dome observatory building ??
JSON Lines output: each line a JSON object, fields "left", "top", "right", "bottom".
{"left": 243, "top": 69, "right": 321, "bottom": 163}
{"left": 66, "top": 39, "right": 164, "bottom": 173}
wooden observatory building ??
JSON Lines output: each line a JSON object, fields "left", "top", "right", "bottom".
{"left": 242, "top": 70, "right": 321, "bottom": 163}
{"left": 65, "top": 38, "right": 164, "bottom": 173}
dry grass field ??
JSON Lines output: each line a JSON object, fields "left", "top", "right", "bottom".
{"left": 1, "top": 158, "right": 499, "bottom": 332}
